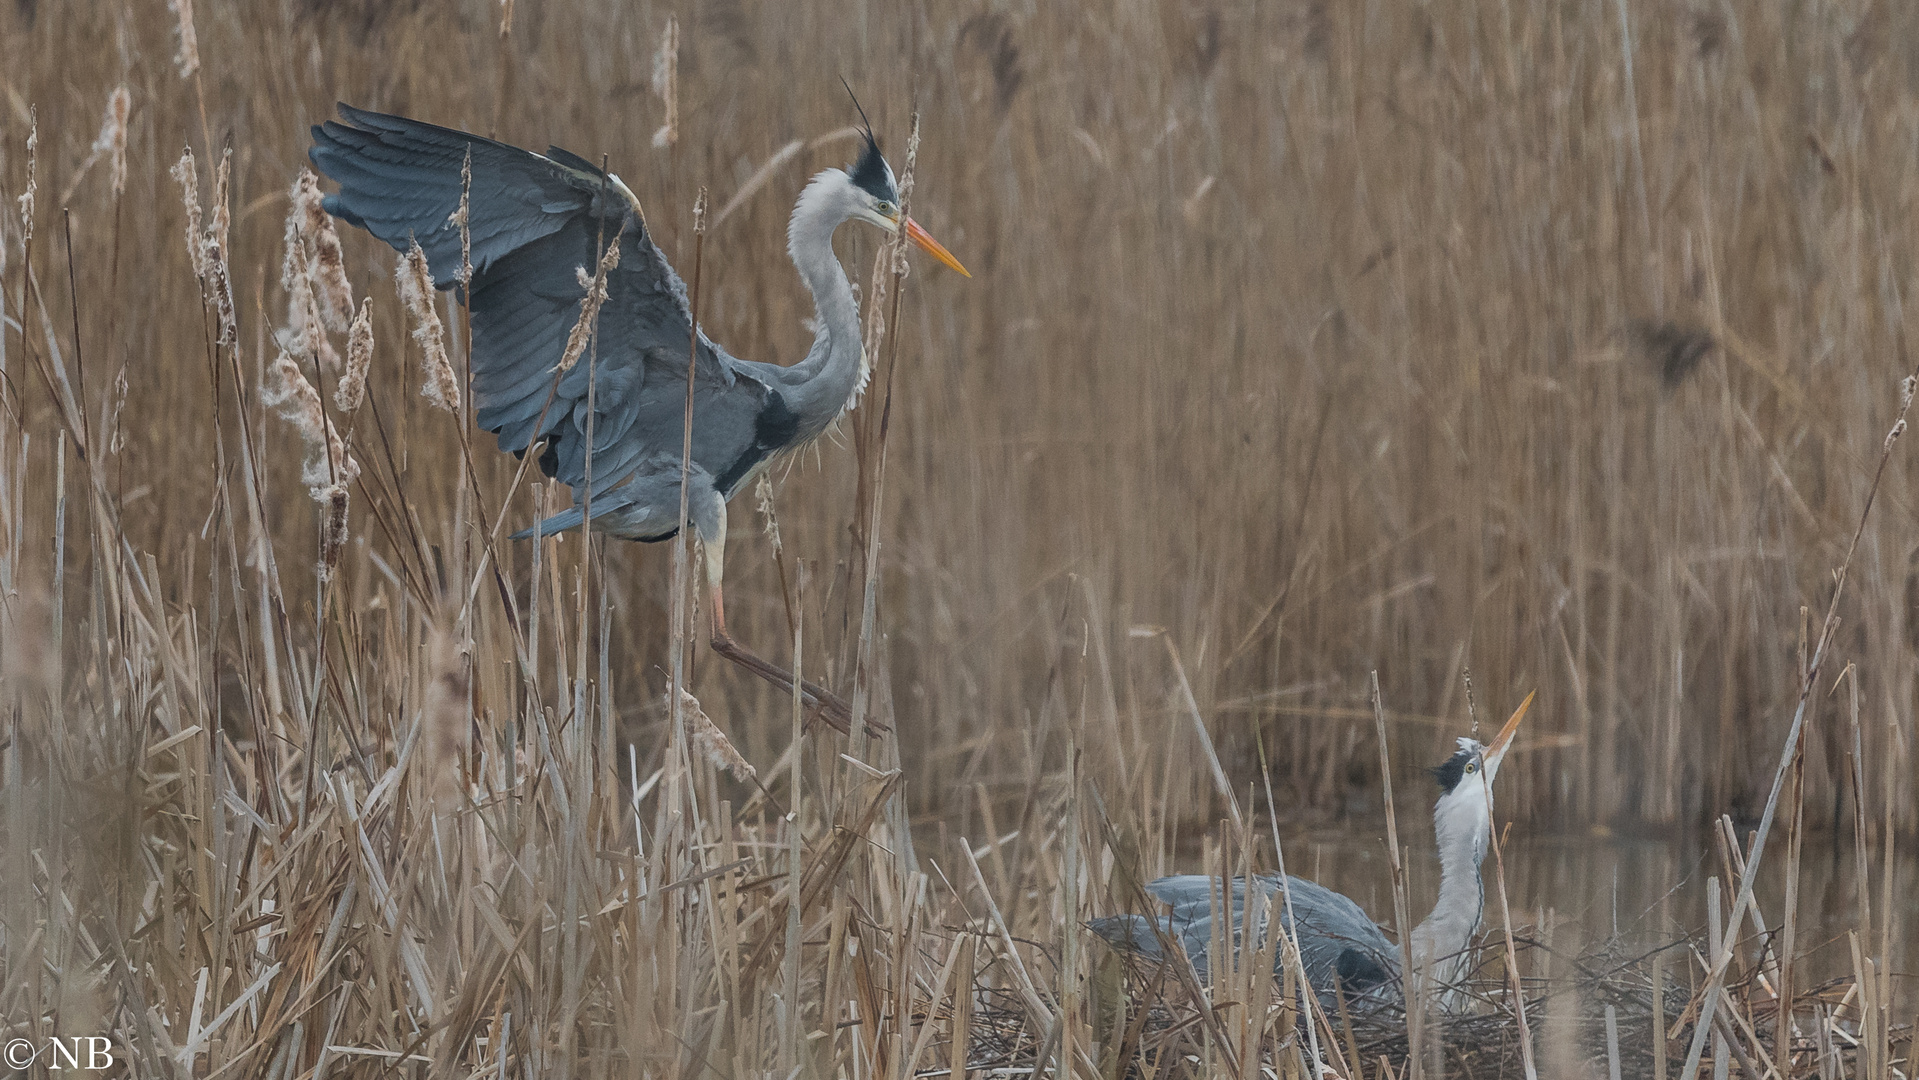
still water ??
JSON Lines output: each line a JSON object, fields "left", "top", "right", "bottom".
{"left": 1261, "top": 817, "right": 1912, "bottom": 986}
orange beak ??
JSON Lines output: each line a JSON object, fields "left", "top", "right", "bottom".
{"left": 903, "top": 216, "right": 971, "bottom": 278}
{"left": 1482, "top": 690, "right": 1534, "bottom": 770}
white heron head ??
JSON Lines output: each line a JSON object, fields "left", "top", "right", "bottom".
{"left": 1427, "top": 693, "right": 1533, "bottom": 868}
{"left": 791, "top": 126, "right": 970, "bottom": 278}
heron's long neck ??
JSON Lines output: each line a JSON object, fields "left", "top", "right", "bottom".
{"left": 1409, "top": 795, "right": 1489, "bottom": 980}
{"left": 782, "top": 175, "right": 868, "bottom": 440}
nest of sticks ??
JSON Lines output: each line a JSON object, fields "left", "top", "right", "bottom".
{"left": 953, "top": 931, "right": 1898, "bottom": 1079}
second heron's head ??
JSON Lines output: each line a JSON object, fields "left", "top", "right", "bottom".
{"left": 1428, "top": 692, "right": 1534, "bottom": 864}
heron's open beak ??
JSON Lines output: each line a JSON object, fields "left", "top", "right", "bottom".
{"left": 1481, "top": 690, "right": 1534, "bottom": 774}
{"left": 902, "top": 216, "right": 971, "bottom": 278}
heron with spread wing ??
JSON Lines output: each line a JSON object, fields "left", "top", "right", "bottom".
{"left": 309, "top": 104, "right": 968, "bottom": 730}
{"left": 1091, "top": 693, "right": 1533, "bottom": 1009}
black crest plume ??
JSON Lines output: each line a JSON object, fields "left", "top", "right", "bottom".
{"left": 840, "top": 78, "right": 895, "bottom": 202}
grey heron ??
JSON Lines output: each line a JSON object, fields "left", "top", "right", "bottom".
{"left": 309, "top": 105, "right": 967, "bottom": 731}
{"left": 1090, "top": 694, "right": 1533, "bottom": 1008}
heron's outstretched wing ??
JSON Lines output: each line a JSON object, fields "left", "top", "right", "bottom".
{"left": 309, "top": 104, "right": 766, "bottom": 500}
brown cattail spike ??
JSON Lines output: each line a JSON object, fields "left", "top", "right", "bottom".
{"left": 17, "top": 107, "right": 35, "bottom": 246}
{"left": 169, "top": 148, "right": 203, "bottom": 279}
{"left": 558, "top": 230, "right": 622, "bottom": 372}
{"left": 262, "top": 346, "right": 360, "bottom": 500}
{"left": 337, "top": 299, "right": 374, "bottom": 414}
{"left": 652, "top": 17, "right": 679, "bottom": 149}
{"left": 168, "top": 0, "right": 199, "bottom": 77}
{"left": 319, "top": 485, "right": 350, "bottom": 583}
{"left": 671, "top": 689, "right": 755, "bottom": 782}
{"left": 295, "top": 169, "right": 355, "bottom": 331}
{"left": 203, "top": 237, "right": 236, "bottom": 346}
{"left": 398, "top": 242, "right": 460, "bottom": 412}
{"left": 105, "top": 88, "right": 130, "bottom": 196}
{"left": 210, "top": 148, "right": 231, "bottom": 257}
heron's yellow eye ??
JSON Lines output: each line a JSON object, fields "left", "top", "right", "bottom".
{"left": 1464, "top": 762, "right": 1477, "bottom": 774}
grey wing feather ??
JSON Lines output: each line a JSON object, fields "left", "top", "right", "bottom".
{"left": 1112, "top": 874, "right": 1399, "bottom": 1002}
{"left": 309, "top": 105, "right": 772, "bottom": 521}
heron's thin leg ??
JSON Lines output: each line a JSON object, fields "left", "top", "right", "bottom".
{"left": 708, "top": 584, "right": 877, "bottom": 736}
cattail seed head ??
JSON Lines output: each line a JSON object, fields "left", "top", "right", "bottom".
{"left": 203, "top": 237, "right": 237, "bottom": 345}
{"left": 168, "top": 0, "right": 200, "bottom": 77}
{"left": 337, "top": 298, "right": 374, "bottom": 414}
{"left": 277, "top": 201, "right": 342, "bottom": 373}
{"left": 210, "top": 148, "right": 231, "bottom": 258}
{"left": 398, "top": 242, "right": 460, "bottom": 412}
{"left": 319, "top": 484, "right": 350, "bottom": 583}
{"left": 17, "top": 107, "right": 35, "bottom": 245}
{"left": 558, "top": 236, "right": 622, "bottom": 372}
{"left": 295, "top": 170, "right": 354, "bottom": 331}
{"left": 263, "top": 346, "right": 360, "bottom": 500}
{"left": 64, "top": 87, "right": 134, "bottom": 203}
{"left": 754, "top": 473, "right": 782, "bottom": 557}
{"left": 671, "top": 689, "right": 755, "bottom": 782}
{"left": 105, "top": 87, "right": 130, "bottom": 195}
{"left": 169, "top": 148, "right": 204, "bottom": 278}
{"left": 651, "top": 16, "right": 679, "bottom": 149}
{"left": 448, "top": 150, "right": 473, "bottom": 289}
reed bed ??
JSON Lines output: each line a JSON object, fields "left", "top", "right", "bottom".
{"left": 2, "top": 0, "right": 1918, "bottom": 1076}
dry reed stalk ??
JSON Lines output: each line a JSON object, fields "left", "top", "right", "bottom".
{"left": 397, "top": 241, "right": 459, "bottom": 411}
{"left": 1371, "top": 671, "right": 1422, "bottom": 1080}
{"left": 651, "top": 16, "right": 679, "bottom": 149}
{"left": 336, "top": 298, "right": 373, "bottom": 414}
